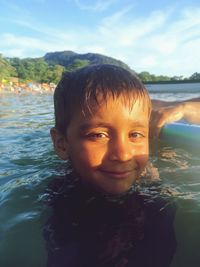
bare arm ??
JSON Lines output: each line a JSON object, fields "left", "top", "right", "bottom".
{"left": 182, "top": 101, "right": 200, "bottom": 124}
{"left": 150, "top": 98, "right": 200, "bottom": 138}
{"left": 152, "top": 97, "right": 200, "bottom": 108}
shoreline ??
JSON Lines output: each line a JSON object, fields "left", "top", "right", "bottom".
{"left": 0, "top": 82, "right": 55, "bottom": 94}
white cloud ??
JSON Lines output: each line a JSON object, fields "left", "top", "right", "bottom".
{"left": 96, "top": 6, "right": 200, "bottom": 76}
{"left": 0, "top": 33, "right": 79, "bottom": 58}
{"left": 140, "top": 55, "right": 157, "bottom": 68}
{"left": 1, "top": 4, "right": 200, "bottom": 76}
{"left": 74, "top": 0, "right": 117, "bottom": 11}
{"left": 100, "top": 4, "right": 135, "bottom": 26}
{"left": 99, "top": 8, "right": 169, "bottom": 48}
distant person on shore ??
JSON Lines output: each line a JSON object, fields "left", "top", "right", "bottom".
{"left": 44, "top": 64, "right": 177, "bottom": 267}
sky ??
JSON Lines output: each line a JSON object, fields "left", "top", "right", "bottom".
{"left": 0, "top": 0, "right": 200, "bottom": 77}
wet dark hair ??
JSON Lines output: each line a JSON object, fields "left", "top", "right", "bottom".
{"left": 53, "top": 64, "right": 151, "bottom": 135}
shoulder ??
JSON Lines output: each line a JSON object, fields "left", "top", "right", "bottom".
{"left": 45, "top": 171, "right": 80, "bottom": 205}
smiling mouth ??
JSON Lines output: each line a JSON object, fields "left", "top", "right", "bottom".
{"left": 100, "top": 170, "right": 133, "bottom": 180}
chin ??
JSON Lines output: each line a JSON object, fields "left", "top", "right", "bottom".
{"left": 99, "top": 184, "right": 134, "bottom": 196}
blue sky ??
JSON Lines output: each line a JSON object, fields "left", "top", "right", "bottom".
{"left": 0, "top": 0, "right": 200, "bottom": 76}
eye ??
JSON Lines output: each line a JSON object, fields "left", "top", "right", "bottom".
{"left": 85, "top": 132, "right": 108, "bottom": 140}
{"left": 129, "top": 132, "right": 145, "bottom": 139}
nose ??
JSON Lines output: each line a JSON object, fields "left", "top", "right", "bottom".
{"left": 108, "top": 135, "right": 133, "bottom": 162}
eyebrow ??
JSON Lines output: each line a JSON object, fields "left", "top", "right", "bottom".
{"left": 79, "top": 123, "right": 111, "bottom": 132}
{"left": 79, "top": 121, "right": 148, "bottom": 132}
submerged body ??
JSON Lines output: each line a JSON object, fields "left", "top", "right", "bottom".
{"left": 45, "top": 172, "right": 176, "bottom": 267}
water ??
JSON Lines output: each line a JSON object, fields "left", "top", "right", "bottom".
{"left": 0, "top": 94, "right": 58, "bottom": 267}
{"left": 0, "top": 90, "right": 200, "bottom": 267}
{"left": 146, "top": 82, "right": 200, "bottom": 93}
{"left": 147, "top": 81, "right": 200, "bottom": 101}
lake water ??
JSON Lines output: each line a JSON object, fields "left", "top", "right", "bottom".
{"left": 0, "top": 88, "right": 200, "bottom": 267}
{"left": 146, "top": 82, "right": 200, "bottom": 93}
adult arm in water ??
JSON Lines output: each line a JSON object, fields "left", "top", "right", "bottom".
{"left": 150, "top": 97, "right": 200, "bottom": 138}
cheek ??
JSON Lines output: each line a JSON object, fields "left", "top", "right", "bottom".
{"left": 134, "top": 154, "right": 149, "bottom": 172}
{"left": 69, "top": 143, "right": 106, "bottom": 167}
{"left": 134, "top": 144, "right": 149, "bottom": 167}
{"left": 140, "top": 154, "right": 149, "bottom": 165}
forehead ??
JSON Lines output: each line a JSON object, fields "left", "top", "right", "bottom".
{"left": 83, "top": 92, "right": 149, "bottom": 114}
{"left": 71, "top": 93, "right": 150, "bottom": 126}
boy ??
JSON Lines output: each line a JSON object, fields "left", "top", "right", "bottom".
{"left": 44, "top": 64, "right": 176, "bottom": 267}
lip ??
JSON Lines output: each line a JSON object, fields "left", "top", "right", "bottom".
{"left": 100, "top": 170, "right": 133, "bottom": 180}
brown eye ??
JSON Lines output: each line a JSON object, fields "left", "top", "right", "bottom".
{"left": 129, "top": 132, "right": 145, "bottom": 139}
{"left": 86, "top": 132, "right": 108, "bottom": 140}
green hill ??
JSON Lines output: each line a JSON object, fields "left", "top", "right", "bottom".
{"left": 43, "top": 50, "right": 133, "bottom": 72}
{"left": 2, "top": 51, "right": 133, "bottom": 83}
{"left": 2, "top": 51, "right": 199, "bottom": 84}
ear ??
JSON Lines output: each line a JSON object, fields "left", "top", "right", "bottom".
{"left": 50, "top": 127, "right": 69, "bottom": 160}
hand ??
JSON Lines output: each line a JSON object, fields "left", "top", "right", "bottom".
{"left": 149, "top": 104, "right": 184, "bottom": 138}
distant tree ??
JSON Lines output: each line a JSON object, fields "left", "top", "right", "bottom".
{"left": 171, "top": 75, "right": 184, "bottom": 81}
{"left": 10, "top": 58, "right": 50, "bottom": 82}
{"left": 10, "top": 58, "right": 34, "bottom": 80}
{"left": 4, "top": 51, "right": 199, "bottom": 84}
{"left": 189, "top": 72, "right": 200, "bottom": 80}
{"left": 0, "top": 54, "right": 16, "bottom": 80}
{"left": 34, "top": 59, "right": 49, "bottom": 82}
{"left": 137, "top": 71, "right": 153, "bottom": 82}
{"left": 50, "top": 64, "right": 65, "bottom": 83}
{"left": 150, "top": 74, "right": 157, "bottom": 82}
{"left": 66, "top": 59, "right": 90, "bottom": 71}
{"left": 156, "top": 75, "right": 171, "bottom": 81}
{"left": 137, "top": 71, "right": 165, "bottom": 82}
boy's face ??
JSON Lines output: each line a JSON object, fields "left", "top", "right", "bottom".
{"left": 52, "top": 94, "right": 149, "bottom": 195}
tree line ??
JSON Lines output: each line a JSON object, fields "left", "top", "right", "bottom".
{"left": 137, "top": 71, "right": 200, "bottom": 82}
{"left": 0, "top": 53, "right": 200, "bottom": 84}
